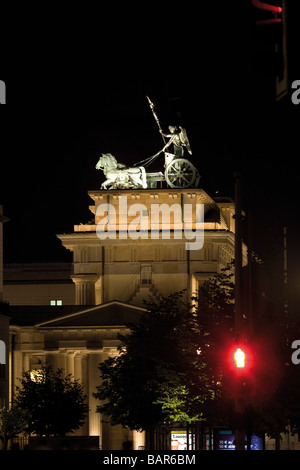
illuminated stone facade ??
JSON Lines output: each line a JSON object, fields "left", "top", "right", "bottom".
{"left": 9, "top": 301, "right": 146, "bottom": 450}
{"left": 3, "top": 263, "right": 75, "bottom": 306}
{"left": 57, "top": 188, "right": 239, "bottom": 307}
{"left": 4, "top": 188, "right": 247, "bottom": 449}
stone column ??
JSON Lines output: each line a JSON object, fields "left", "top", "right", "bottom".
{"left": 74, "top": 352, "right": 88, "bottom": 435}
{"left": 88, "top": 353, "right": 102, "bottom": 439}
{"left": 71, "top": 274, "right": 100, "bottom": 306}
{"left": 133, "top": 430, "right": 146, "bottom": 451}
{"left": 66, "top": 351, "right": 75, "bottom": 377}
{"left": 56, "top": 352, "right": 67, "bottom": 371}
{"left": 23, "top": 353, "right": 30, "bottom": 372}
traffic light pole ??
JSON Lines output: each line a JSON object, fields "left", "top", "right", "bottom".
{"left": 234, "top": 172, "right": 244, "bottom": 341}
{"left": 233, "top": 173, "right": 246, "bottom": 450}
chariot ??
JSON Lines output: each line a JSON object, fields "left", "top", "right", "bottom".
{"left": 96, "top": 150, "right": 200, "bottom": 191}
{"left": 95, "top": 98, "right": 200, "bottom": 190}
{"left": 161, "top": 152, "right": 200, "bottom": 189}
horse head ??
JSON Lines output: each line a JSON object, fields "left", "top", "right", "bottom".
{"left": 96, "top": 153, "right": 118, "bottom": 170}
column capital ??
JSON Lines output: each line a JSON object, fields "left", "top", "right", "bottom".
{"left": 71, "top": 274, "right": 100, "bottom": 284}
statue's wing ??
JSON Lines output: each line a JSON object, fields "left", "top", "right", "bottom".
{"left": 179, "top": 126, "right": 192, "bottom": 154}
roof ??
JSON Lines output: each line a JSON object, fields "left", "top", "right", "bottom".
{"left": 4, "top": 263, "right": 73, "bottom": 284}
{"left": 9, "top": 301, "right": 146, "bottom": 328}
{"left": 9, "top": 305, "right": 83, "bottom": 326}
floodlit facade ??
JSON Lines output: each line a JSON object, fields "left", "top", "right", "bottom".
{"left": 58, "top": 189, "right": 238, "bottom": 307}
{"left": 2, "top": 188, "right": 246, "bottom": 449}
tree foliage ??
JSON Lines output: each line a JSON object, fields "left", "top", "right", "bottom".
{"left": 14, "top": 365, "right": 88, "bottom": 437}
{"left": 94, "top": 265, "right": 236, "bottom": 432}
{"left": 194, "top": 262, "right": 235, "bottom": 424}
{"left": 94, "top": 261, "right": 300, "bottom": 439}
{"left": 0, "top": 406, "right": 30, "bottom": 450}
{"left": 94, "top": 292, "right": 199, "bottom": 430}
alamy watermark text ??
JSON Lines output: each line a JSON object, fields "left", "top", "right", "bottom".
{"left": 96, "top": 196, "right": 204, "bottom": 251}
{"left": 0, "top": 80, "right": 6, "bottom": 104}
{"left": 291, "top": 80, "right": 300, "bottom": 105}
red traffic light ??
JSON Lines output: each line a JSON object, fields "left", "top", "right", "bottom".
{"left": 252, "top": 0, "right": 282, "bottom": 14}
{"left": 224, "top": 344, "right": 256, "bottom": 398}
{"left": 227, "top": 344, "right": 253, "bottom": 373}
{"left": 234, "top": 348, "right": 246, "bottom": 368}
{"left": 252, "top": 0, "right": 283, "bottom": 25}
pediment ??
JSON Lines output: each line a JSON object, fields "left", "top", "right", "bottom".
{"left": 36, "top": 301, "right": 146, "bottom": 328}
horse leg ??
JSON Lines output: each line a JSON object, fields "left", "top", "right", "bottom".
{"left": 101, "top": 176, "right": 116, "bottom": 189}
{"left": 136, "top": 175, "right": 147, "bottom": 189}
{"left": 139, "top": 167, "right": 147, "bottom": 188}
{"left": 134, "top": 177, "right": 147, "bottom": 189}
{"left": 136, "top": 177, "right": 146, "bottom": 188}
{"left": 127, "top": 170, "right": 146, "bottom": 189}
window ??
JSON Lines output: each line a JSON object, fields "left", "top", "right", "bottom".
{"left": 50, "top": 300, "right": 63, "bottom": 306}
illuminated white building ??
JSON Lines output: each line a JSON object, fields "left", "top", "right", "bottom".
{"left": 3, "top": 188, "right": 242, "bottom": 449}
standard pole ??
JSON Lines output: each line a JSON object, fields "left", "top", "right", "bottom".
{"left": 234, "top": 172, "right": 244, "bottom": 341}
{"left": 234, "top": 172, "right": 246, "bottom": 450}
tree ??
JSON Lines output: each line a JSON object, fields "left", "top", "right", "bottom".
{"left": 93, "top": 288, "right": 226, "bottom": 442}
{"left": 197, "top": 261, "right": 298, "bottom": 439}
{"left": 14, "top": 365, "right": 88, "bottom": 437}
{"left": 0, "top": 406, "right": 30, "bottom": 450}
{"left": 247, "top": 303, "right": 300, "bottom": 444}
{"left": 94, "top": 261, "right": 298, "bottom": 446}
{"left": 195, "top": 262, "right": 235, "bottom": 426}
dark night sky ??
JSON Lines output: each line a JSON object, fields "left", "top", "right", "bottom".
{"left": 0, "top": 2, "right": 299, "bottom": 311}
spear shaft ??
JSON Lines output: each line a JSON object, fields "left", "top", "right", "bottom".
{"left": 146, "top": 96, "right": 166, "bottom": 146}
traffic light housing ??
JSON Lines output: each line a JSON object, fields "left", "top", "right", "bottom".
{"left": 227, "top": 344, "right": 255, "bottom": 399}
{"left": 251, "top": 0, "right": 288, "bottom": 101}
{"left": 252, "top": 0, "right": 282, "bottom": 25}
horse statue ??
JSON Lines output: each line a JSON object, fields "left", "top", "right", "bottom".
{"left": 96, "top": 153, "right": 147, "bottom": 190}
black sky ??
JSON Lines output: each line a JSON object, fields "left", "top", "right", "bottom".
{"left": 0, "top": 1, "right": 299, "bottom": 311}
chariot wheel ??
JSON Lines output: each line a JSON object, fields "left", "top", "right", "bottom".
{"left": 165, "top": 158, "right": 199, "bottom": 189}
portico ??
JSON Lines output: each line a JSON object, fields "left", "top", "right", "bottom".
{"left": 9, "top": 301, "right": 146, "bottom": 449}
